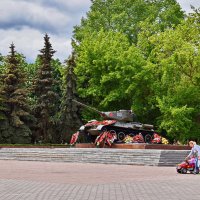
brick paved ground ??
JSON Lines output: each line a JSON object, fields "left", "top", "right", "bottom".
{"left": 0, "top": 160, "right": 200, "bottom": 200}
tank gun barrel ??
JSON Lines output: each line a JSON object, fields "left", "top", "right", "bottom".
{"left": 72, "top": 99, "right": 104, "bottom": 116}
{"left": 72, "top": 99, "right": 134, "bottom": 122}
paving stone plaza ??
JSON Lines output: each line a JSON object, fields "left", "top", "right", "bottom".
{"left": 0, "top": 158, "right": 200, "bottom": 200}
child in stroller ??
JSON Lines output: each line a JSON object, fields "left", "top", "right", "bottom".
{"left": 177, "top": 157, "right": 199, "bottom": 174}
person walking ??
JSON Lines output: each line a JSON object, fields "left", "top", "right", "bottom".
{"left": 186, "top": 141, "right": 200, "bottom": 174}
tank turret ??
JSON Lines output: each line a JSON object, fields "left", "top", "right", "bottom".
{"left": 73, "top": 100, "right": 136, "bottom": 122}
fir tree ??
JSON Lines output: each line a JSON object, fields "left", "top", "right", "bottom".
{"left": 60, "top": 52, "right": 81, "bottom": 143}
{"left": 33, "top": 34, "right": 58, "bottom": 143}
{"left": 0, "top": 43, "right": 33, "bottom": 143}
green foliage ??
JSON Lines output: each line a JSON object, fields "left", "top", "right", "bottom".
{"left": 73, "top": 0, "right": 184, "bottom": 122}
{"left": 59, "top": 53, "right": 82, "bottom": 142}
{"left": 158, "top": 99, "right": 194, "bottom": 136}
{"left": 0, "top": 54, "right": 5, "bottom": 75}
{"left": 73, "top": 0, "right": 184, "bottom": 45}
{"left": 0, "top": 1, "right": 199, "bottom": 144}
{"left": 33, "top": 34, "right": 60, "bottom": 143}
{"left": 72, "top": 0, "right": 200, "bottom": 142}
{"left": 0, "top": 44, "right": 34, "bottom": 143}
{"left": 75, "top": 30, "right": 144, "bottom": 111}
{"left": 146, "top": 10, "right": 200, "bottom": 142}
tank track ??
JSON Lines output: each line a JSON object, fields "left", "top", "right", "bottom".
{"left": 100, "top": 125, "right": 154, "bottom": 143}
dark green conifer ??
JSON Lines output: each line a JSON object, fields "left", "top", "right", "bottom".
{"left": 60, "top": 52, "right": 82, "bottom": 143}
{"left": 33, "top": 34, "right": 58, "bottom": 143}
{"left": 0, "top": 43, "right": 33, "bottom": 143}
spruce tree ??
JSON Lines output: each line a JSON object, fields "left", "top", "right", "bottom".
{"left": 60, "top": 52, "right": 82, "bottom": 143}
{"left": 33, "top": 34, "right": 58, "bottom": 143}
{"left": 0, "top": 43, "right": 33, "bottom": 143}
{"left": 0, "top": 54, "right": 5, "bottom": 120}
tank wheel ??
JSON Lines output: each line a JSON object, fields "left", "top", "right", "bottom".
{"left": 145, "top": 134, "right": 152, "bottom": 143}
{"left": 118, "top": 132, "right": 125, "bottom": 141}
{"left": 110, "top": 130, "right": 117, "bottom": 135}
{"left": 181, "top": 168, "right": 187, "bottom": 174}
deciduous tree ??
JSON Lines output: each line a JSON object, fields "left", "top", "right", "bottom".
{"left": 146, "top": 9, "right": 200, "bottom": 141}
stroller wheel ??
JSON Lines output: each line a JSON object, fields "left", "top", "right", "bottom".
{"left": 181, "top": 168, "right": 187, "bottom": 174}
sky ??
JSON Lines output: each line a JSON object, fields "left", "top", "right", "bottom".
{"left": 0, "top": 0, "right": 199, "bottom": 63}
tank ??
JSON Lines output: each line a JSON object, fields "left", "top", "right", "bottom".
{"left": 73, "top": 100, "right": 155, "bottom": 143}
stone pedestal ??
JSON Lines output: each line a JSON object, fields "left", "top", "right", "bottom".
{"left": 75, "top": 143, "right": 190, "bottom": 150}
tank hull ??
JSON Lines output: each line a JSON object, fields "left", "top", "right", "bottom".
{"left": 79, "top": 120, "right": 154, "bottom": 143}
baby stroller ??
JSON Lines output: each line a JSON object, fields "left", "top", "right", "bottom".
{"left": 176, "top": 158, "right": 199, "bottom": 174}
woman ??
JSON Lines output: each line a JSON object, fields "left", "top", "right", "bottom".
{"left": 186, "top": 141, "right": 200, "bottom": 174}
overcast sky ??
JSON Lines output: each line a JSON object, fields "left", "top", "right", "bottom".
{"left": 0, "top": 0, "right": 199, "bottom": 63}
